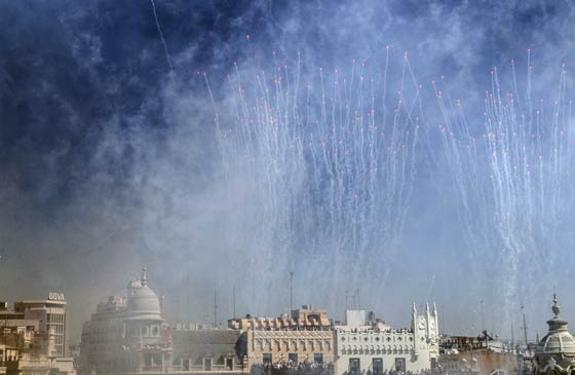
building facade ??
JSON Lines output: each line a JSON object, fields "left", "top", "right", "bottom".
{"left": 0, "top": 318, "right": 75, "bottom": 375}
{"left": 439, "top": 334, "right": 518, "bottom": 375}
{"left": 334, "top": 304, "right": 439, "bottom": 375}
{"left": 171, "top": 323, "right": 244, "bottom": 374}
{"left": 229, "top": 306, "right": 334, "bottom": 371}
{"left": 79, "top": 268, "right": 171, "bottom": 375}
{"left": 14, "top": 295, "right": 68, "bottom": 357}
{"left": 0, "top": 293, "right": 68, "bottom": 358}
{"left": 79, "top": 269, "right": 245, "bottom": 375}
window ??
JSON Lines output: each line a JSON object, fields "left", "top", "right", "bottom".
{"left": 144, "top": 353, "right": 162, "bottom": 368}
{"left": 262, "top": 353, "right": 272, "bottom": 365}
{"left": 288, "top": 353, "right": 298, "bottom": 364}
{"left": 349, "top": 358, "right": 360, "bottom": 374}
{"left": 204, "top": 358, "right": 212, "bottom": 371}
{"left": 394, "top": 358, "right": 406, "bottom": 373}
{"left": 314, "top": 353, "right": 323, "bottom": 364}
{"left": 372, "top": 358, "right": 383, "bottom": 375}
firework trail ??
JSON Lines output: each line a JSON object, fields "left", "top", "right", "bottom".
{"left": 436, "top": 53, "right": 574, "bottom": 316}
{"left": 210, "top": 50, "right": 421, "bottom": 308}
{"left": 149, "top": 0, "right": 174, "bottom": 71}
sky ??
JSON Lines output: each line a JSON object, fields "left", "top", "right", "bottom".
{"left": 1, "top": 0, "right": 575, "bottom": 343}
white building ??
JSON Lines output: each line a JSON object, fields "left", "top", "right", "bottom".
{"left": 334, "top": 304, "right": 439, "bottom": 375}
{"left": 79, "top": 268, "right": 245, "bottom": 375}
{"left": 79, "top": 268, "right": 171, "bottom": 375}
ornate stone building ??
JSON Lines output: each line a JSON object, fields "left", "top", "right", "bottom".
{"left": 79, "top": 269, "right": 245, "bottom": 375}
{"left": 439, "top": 333, "right": 518, "bottom": 375}
{"left": 171, "top": 323, "right": 244, "bottom": 373}
{"left": 228, "top": 306, "right": 334, "bottom": 370}
{"left": 334, "top": 304, "right": 439, "bottom": 375}
{"left": 79, "top": 268, "right": 172, "bottom": 375}
{"left": 533, "top": 294, "right": 575, "bottom": 375}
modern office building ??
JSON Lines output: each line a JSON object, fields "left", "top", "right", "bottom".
{"left": 14, "top": 294, "right": 68, "bottom": 358}
{"left": 0, "top": 298, "right": 75, "bottom": 375}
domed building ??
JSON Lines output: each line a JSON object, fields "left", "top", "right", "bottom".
{"left": 79, "top": 268, "right": 172, "bottom": 375}
{"left": 126, "top": 269, "right": 162, "bottom": 320}
{"left": 534, "top": 294, "right": 575, "bottom": 375}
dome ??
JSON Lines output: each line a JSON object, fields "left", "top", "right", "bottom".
{"left": 124, "top": 268, "right": 163, "bottom": 320}
{"left": 537, "top": 331, "right": 575, "bottom": 355}
{"left": 534, "top": 295, "right": 575, "bottom": 374}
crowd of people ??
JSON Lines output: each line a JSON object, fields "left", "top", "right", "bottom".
{"left": 344, "top": 369, "right": 438, "bottom": 375}
{"left": 251, "top": 363, "right": 444, "bottom": 375}
{"left": 251, "top": 361, "right": 333, "bottom": 375}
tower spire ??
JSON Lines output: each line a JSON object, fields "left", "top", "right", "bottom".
{"left": 521, "top": 304, "right": 528, "bottom": 345}
{"left": 552, "top": 293, "right": 560, "bottom": 318}
{"left": 141, "top": 266, "right": 148, "bottom": 286}
{"left": 546, "top": 293, "right": 568, "bottom": 333}
{"left": 289, "top": 271, "right": 294, "bottom": 313}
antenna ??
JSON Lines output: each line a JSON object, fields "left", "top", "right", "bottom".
{"left": 213, "top": 289, "right": 218, "bottom": 328}
{"left": 521, "top": 305, "right": 528, "bottom": 346}
{"left": 480, "top": 299, "right": 485, "bottom": 332}
{"left": 289, "top": 271, "right": 294, "bottom": 313}
{"left": 186, "top": 273, "right": 191, "bottom": 318}
{"left": 233, "top": 285, "right": 236, "bottom": 318}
